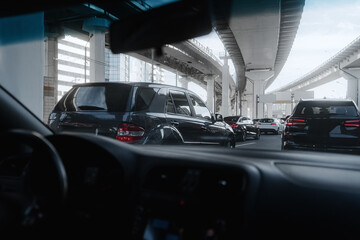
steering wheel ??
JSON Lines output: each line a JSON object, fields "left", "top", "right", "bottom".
{"left": 0, "top": 129, "right": 67, "bottom": 232}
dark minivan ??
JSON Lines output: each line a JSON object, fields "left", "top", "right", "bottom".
{"left": 48, "top": 82, "right": 235, "bottom": 147}
{"left": 282, "top": 99, "right": 360, "bottom": 153}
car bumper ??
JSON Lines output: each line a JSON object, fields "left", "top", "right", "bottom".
{"left": 283, "top": 141, "right": 360, "bottom": 153}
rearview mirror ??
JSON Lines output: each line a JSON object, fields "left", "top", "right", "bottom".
{"left": 110, "top": 0, "right": 212, "bottom": 53}
{"left": 215, "top": 114, "right": 223, "bottom": 122}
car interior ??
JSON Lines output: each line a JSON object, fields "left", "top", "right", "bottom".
{"left": 2, "top": 0, "right": 360, "bottom": 239}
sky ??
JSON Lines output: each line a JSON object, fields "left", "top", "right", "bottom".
{"left": 266, "top": 0, "right": 360, "bottom": 98}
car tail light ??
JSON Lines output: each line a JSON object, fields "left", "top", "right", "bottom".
{"left": 344, "top": 120, "right": 360, "bottom": 127}
{"left": 286, "top": 118, "right": 306, "bottom": 126}
{"left": 271, "top": 123, "right": 277, "bottom": 125}
{"left": 257, "top": 123, "right": 261, "bottom": 125}
{"left": 229, "top": 124, "right": 239, "bottom": 128}
{"left": 116, "top": 123, "right": 145, "bottom": 143}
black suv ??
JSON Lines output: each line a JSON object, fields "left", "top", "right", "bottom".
{"left": 224, "top": 116, "right": 260, "bottom": 141}
{"left": 48, "top": 82, "right": 235, "bottom": 147}
{"left": 282, "top": 99, "right": 360, "bottom": 153}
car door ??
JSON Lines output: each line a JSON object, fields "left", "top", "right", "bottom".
{"left": 188, "top": 94, "right": 226, "bottom": 144}
{"left": 243, "top": 118, "right": 258, "bottom": 137}
{"left": 165, "top": 90, "right": 203, "bottom": 144}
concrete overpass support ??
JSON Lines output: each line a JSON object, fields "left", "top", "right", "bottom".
{"left": 222, "top": 58, "right": 230, "bottom": 117}
{"left": 266, "top": 103, "right": 273, "bottom": 118}
{"left": 205, "top": 75, "right": 215, "bottom": 112}
{"left": 253, "top": 80, "right": 264, "bottom": 119}
{"left": 43, "top": 38, "right": 58, "bottom": 121}
{"left": 340, "top": 70, "right": 360, "bottom": 106}
{"left": 179, "top": 77, "right": 189, "bottom": 89}
{"left": 246, "top": 70, "right": 274, "bottom": 119}
{"left": 89, "top": 32, "right": 105, "bottom": 82}
{"left": 82, "top": 17, "right": 110, "bottom": 83}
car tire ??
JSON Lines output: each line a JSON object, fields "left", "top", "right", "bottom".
{"left": 241, "top": 132, "right": 246, "bottom": 142}
{"left": 255, "top": 131, "right": 260, "bottom": 140}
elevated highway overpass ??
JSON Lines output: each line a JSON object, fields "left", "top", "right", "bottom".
{"left": 271, "top": 35, "right": 360, "bottom": 106}
{"left": 215, "top": 0, "right": 305, "bottom": 118}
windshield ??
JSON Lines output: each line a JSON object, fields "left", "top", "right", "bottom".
{"left": 1, "top": 0, "right": 360, "bottom": 155}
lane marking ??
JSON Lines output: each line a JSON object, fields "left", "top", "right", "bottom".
{"left": 236, "top": 142, "right": 256, "bottom": 148}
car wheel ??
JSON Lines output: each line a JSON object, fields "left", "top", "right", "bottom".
{"left": 255, "top": 131, "right": 260, "bottom": 140}
{"left": 241, "top": 132, "right": 246, "bottom": 142}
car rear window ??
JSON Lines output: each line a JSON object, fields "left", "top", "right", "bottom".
{"left": 294, "top": 101, "right": 359, "bottom": 117}
{"left": 259, "top": 118, "right": 274, "bottom": 123}
{"left": 55, "top": 84, "right": 132, "bottom": 112}
{"left": 224, "top": 116, "right": 239, "bottom": 123}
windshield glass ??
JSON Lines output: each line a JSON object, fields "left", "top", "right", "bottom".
{"left": 1, "top": 0, "right": 360, "bottom": 155}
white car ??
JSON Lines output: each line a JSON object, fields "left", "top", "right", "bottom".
{"left": 257, "top": 118, "right": 282, "bottom": 134}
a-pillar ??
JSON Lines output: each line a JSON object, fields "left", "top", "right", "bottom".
{"left": 205, "top": 75, "right": 215, "bottom": 112}
{"left": 179, "top": 77, "right": 189, "bottom": 89}
{"left": 43, "top": 38, "right": 58, "bottom": 122}
{"left": 0, "top": 13, "right": 44, "bottom": 119}
{"left": 82, "top": 17, "right": 110, "bottom": 82}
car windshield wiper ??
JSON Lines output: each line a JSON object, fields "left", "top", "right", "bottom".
{"left": 77, "top": 105, "right": 106, "bottom": 110}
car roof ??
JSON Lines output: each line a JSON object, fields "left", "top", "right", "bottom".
{"left": 73, "top": 81, "right": 189, "bottom": 92}
{"left": 299, "top": 99, "right": 354, "bottom": 102}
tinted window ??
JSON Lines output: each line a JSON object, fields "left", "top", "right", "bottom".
{"left": 55, "top": 84, "right": 131, "bottom": 112}
{"left": 189, "top": 95, "right": 212, "bottom": 120}
{"left": 170, "top": 90, "right": 191, "bottom": 116}
{"left": 166, "top": 94, "right": 176, "bottom": 114}
{"left": 294, "top": 101, "right": 358, "bottom": 117}
{"left": 224, "top": 116, "right": 240, "bottom": 123}
{"left": 133, "top": 87, "right": 157, "bottom": 111}
{"left": 259, "top": 118, "right": 274, "bottom": 123}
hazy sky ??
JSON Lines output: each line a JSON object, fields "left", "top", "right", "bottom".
{"left": 266, "top": 0, "right": 360, "bottom": 98}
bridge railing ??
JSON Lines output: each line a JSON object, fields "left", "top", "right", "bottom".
{"left": 188, "top": 38, "right": 223, "bottom": 66}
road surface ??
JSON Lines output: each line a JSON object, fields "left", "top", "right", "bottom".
{"left": 235, "top": 133, "right": 282, "bottom": 151}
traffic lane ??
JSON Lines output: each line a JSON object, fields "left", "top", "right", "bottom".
{"left": 236, "top": 133, "right": 282, "bottom": 151}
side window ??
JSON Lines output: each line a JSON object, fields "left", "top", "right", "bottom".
{"left": 166, "top": 93, "right": 176, "bottom": 114}
{"left": 189, "top": 95, "right": 212, "bottom": 120}
{"left": 170, "top": 90, "right": 192, "bottom": 116}
{"left": 133, "top": 87, "right": 157, "bottom": 111}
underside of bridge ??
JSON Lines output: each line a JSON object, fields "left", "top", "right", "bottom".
{"left": 215, "top": 0, "right": 305, "bottom": 118}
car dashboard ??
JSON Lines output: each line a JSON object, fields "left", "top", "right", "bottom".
{"left": 21, "top": 133, "right": 358, "bottom": 239}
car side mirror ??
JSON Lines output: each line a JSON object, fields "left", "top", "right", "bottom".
{"left": 215, "top": 114, "right": 223, "bottom": 122}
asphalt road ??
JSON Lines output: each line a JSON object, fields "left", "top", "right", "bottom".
{"left": 235, "top": 132, "right": 282, "bottom": 151}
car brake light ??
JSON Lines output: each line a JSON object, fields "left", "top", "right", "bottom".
{"left": 116, "top": 123, "right": 145, "bottom": 143}
{"left": 229, "top": 124, "right": 239, "bottom": 128}
{"left": 271, "top": 123, "right": 277, "bottom": 125}
{"left": 286, "top": 118, "right": 306, "bottom": 126}
{"left": 344, "top": 120, "right": 360, "bottom": 127}
{"left": 257, "top": 123, "right": 261, "bottom": 125}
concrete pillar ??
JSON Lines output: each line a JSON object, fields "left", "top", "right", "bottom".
{"left": 0, "top": 13, "right": 44, "bottom": 119}
{"left": 340, "top": 70, "right": 360, "bottom": 106}
{"left": 222, "top": 59, "right": 230, "bottom": 117}
{"left": 89, "top": 32, "right": 105, "bottom": 82}
{"left": 266, "top": 103, "right": 273, "bottom": 118}
{"left": 205, "top": 75, "right": 215, "bottom": 112}
{"left": 285, "top": 103, "right": 292, "bottom": 116}
{"left": 253, "top": 79, "right": 265, "bottom": 119}
{"left": 82, "top": 17, "right": 110, "bottom": 83}
{"left": 179, "top": 77, "right": 189, "bottom": 89}
{"left": 347, "top": 78, "right": 357, "bottom": 103}
{"left": 43, "top": 38, "right": 58, "bottom": 122}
